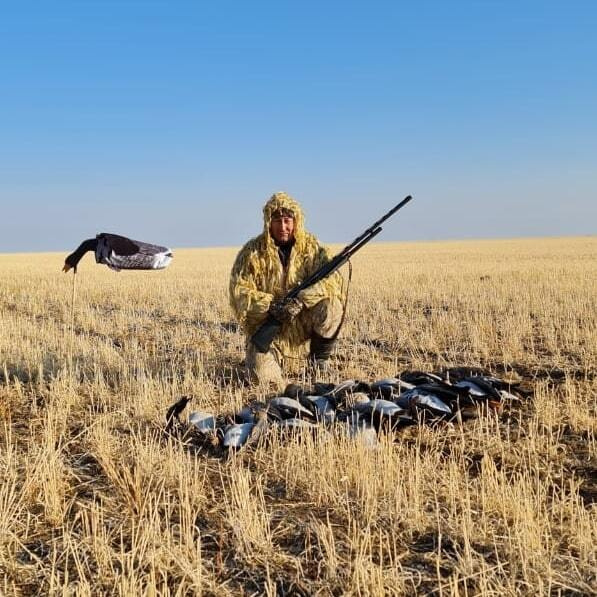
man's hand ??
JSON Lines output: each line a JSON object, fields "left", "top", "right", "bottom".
{"left": 268, "top": 297, "right": 303, "bottom": 323}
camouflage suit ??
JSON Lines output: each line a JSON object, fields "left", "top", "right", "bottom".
{"left": 229, "top": 192, "right": 345, "bottom": 388}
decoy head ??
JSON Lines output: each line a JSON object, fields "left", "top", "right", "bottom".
{"left": 63, "top": 251, "right": 83, "bottom": 273}
{"left": 62, "top": 261, "right": 75, "bottom": 274}
{"left": 62, "top": 238, "right": 98, "bottom": 273}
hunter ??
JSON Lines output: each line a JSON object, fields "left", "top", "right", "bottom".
{"left": 229, "top": 191, "right": 346, "bottom": 388}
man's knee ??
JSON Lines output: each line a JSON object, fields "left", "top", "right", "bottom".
{"left": 309, "top": 297, "right": 344, "bottom": 339}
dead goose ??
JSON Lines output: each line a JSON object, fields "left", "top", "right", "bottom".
{"left": 324, "top": 379, "right": 360, "bottom": 398}
{"left": 269, "top": 396, "right": 316, "bottom": 420}
{"left": 371, "top": 377, "right": 414, "bottom": 389}
{"left": 354, "top": 399, "right": 405, "bottom": 418}
{"left": 344, "top": 392, "right": 371, "bottom": 409}
{"left": 165, "top": 395, "right": 191, "bottom": 432}
{"left": 313, "top": 382, "right": 336, "bottom": 396}
{"left": 283, "top": 383, "right": 308, "bottom": 399}
{"left": 371, "top": 377, "right": 415, "bottom": 398}
{"left": 343, "top": 412, "right": 379, "bottom": 447}
{"left": 455, "top": 377, "right": 502, "bottom": 404}
{"left": 396, "top": 388, "right": 452, "bottom": 418}
{"left": 457, "top": 377, "right": 503, "bottom": 411}
{"left": 463, "top": 375, "right": 520, "bottom": 401}
{"left": 399, "top": 371, "right": 446, "bottom": 386}
{"left": 276, "top": 418, "right": 318, "bottom": 430}
{"left": 243, "top": 408, "right": 272, "bottom": 447}
{"left": 353, "top": 399, "right": 411, "bottom": 431}
{"left": 188, "top": 411, "right": 217, "bottom": 434}
{"left": 303, "top": 395, "right": 336, "bottom": 423}
{"left": 63, "top": 233, "right": 172, "bottom": 273}
{"left": 223, "top": 422, "right": 256, "bottom": 448}
{"left": 234, "top": 405, "right": 256, "bottom": 424}
{"left": 406, "top": 383, "right": 463, "bottom": 404}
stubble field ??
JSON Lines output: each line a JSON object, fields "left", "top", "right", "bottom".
{"left": 0, "top": 237, "right": 595, "bottom": 596}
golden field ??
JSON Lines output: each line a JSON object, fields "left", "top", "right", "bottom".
{"left": 0, "top": 237, "right": 595, "bottom": 596}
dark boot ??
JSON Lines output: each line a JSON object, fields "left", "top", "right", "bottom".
{"left": 309, "top": 333, "right": 337, "bottom": 373}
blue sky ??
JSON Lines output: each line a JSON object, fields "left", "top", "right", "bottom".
{"left": 1, "top": 1, "right": 595, "bottom": 252}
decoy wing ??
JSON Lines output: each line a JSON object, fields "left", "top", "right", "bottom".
{"left": 100, "top": 233, "right": 140, "bottom": 255}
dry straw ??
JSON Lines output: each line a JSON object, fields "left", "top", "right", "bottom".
{"left": 0, "top": 238, "right": 595, "bottom": 595}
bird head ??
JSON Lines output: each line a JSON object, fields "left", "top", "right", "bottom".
{"left": 62, "top": 252, "right": 80, "bottom": 273}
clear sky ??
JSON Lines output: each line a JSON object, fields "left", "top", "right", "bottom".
{"left": 1, "top": 1, "right": 595, "bottom": 252}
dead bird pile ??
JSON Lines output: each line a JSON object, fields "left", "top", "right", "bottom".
{"left": 166, "top": 370, "right": 528, "bottom": 450}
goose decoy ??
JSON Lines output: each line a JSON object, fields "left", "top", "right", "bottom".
{"left": 63, "top": 233, "right": 172, "bottom": 273}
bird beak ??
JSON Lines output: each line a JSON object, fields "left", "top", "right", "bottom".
{"left": 63, "top": 263, "right": 73, "bottom": 273}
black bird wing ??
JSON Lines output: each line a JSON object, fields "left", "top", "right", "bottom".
{"left": 462, "top": 377, "right": 502, "bottom": 401}
{"left": 98, "top": 233, "right": 140, "bottom": 256}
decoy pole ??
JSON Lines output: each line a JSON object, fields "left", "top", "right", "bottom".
{"left": 68, "top": 270, "right": 77, "bottom": 379}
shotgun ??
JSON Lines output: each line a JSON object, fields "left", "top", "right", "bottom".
{"left": 250, "top": 195, "right": 414, "bottom": 353}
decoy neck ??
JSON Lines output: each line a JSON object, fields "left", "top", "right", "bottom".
{"left": 63, "top": 238, "right": 98, "bottom": 273}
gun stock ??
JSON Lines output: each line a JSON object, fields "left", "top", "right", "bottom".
{"left": 251, "top": 314, "right": 283, "bottom": 354}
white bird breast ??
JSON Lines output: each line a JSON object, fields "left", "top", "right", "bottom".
{"left": 188, "top": 412, "right": 217, "bottom": 433}
{"left": 223, "top": 423, "right": 255, "bottom": 447}
{"left": 152, "top": 250, "right": 173, "bottom": 270}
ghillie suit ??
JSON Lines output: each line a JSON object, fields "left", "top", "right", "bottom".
{"left": 229, "top": 192, "right": 346, "bottom": 387}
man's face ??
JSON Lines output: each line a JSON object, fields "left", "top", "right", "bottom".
{"left": 270, "top": 213, "right": 295, "bottom": 244}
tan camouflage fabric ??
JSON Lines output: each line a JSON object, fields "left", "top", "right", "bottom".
{"left": 244, "top": 298, "right": 344, "bottom": 388}
{"left": 229, "top": 191, "right": 346, "bottom": 366}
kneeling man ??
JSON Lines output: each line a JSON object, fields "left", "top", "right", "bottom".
{"left": 229, "top": 191, "right": 345, "bottom": 388}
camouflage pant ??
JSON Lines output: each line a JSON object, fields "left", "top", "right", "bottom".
{"left": 245, "top": 297, "right": 344, "bottom": 390}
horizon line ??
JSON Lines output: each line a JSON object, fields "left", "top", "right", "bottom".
{"left": 0, "top": 234, "right": 595, "bottom": 257}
